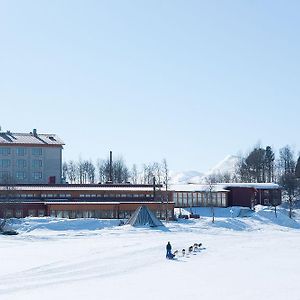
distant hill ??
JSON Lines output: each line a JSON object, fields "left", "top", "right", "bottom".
{"left": 202, "top": 155, "right": 240, "bottom": 180}
{"left": 169, "top": 170, "right": 204, "bottom": 184}
{"left": 170, "top": 155, "right": 240, "bottom": 184}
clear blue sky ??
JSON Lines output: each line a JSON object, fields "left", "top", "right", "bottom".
{"left": 0, "top": 0, "right": 299, "bottom": 172}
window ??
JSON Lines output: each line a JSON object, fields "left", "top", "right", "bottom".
{"left": 17, "top": 148, "right": 27, "bottom": 156}
{"left": 178, "top": 193, "right": 183, "bottom": 207}
{"left": 16, "top": 172, "right": 26, "bottom": 180}
{"left": 32, "top": 172, "right": 42, "bottom": 180}
{"left": 32, "top": 160, "right": 42, "bottom": 168}
{"left": 5, "top": 209, "right": 13, "bottom": 218}
{"left": 17, "top": 159, "right": 27, "bottom": 168}
{"left": 0, "top": 148, "right": 11, "bottom": 156}
{"left": 63, "top": 211, "right": 70, "bottom": 218}
{"left": 0, "top": 171, "right": 10, "bottom": 180}
{"left": 38, "top": 210, "right": 45, "bottom": 217}
{"left": 28, "top": 209, "right": 36, "bottom": 217}
{"left": 183, "top": 193, "right": 188, "bottom": 207}
{"left": 0, "top": 159, "right": 10, "bottom": 167}
{"left": 173, "top": 193, "right": 178, "bottom": 205}
{"left": 15, "top": 210, "right": 23, "bottom": 218}
{"left": 32, "top": 148, "right": 42, "bottom": 155}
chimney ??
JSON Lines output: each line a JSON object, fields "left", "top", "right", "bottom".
{"left": 109, "top": 151, "right": 113, "bottom": 183}
{"left": 33, "top": 128, "right": 37, "bottom": 137}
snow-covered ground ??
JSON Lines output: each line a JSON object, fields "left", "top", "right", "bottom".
{"left": 0, "top": 207, "right": 299, "bottom": 300}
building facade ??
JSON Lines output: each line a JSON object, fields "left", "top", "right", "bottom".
{"left": 170, "top": 183, "right": 282, "bottom": 209}
{"left": 0, "top": 129, "right": 64, "bottom": 184}
{"left": 171, "top": 184, "right": 229, "bottom": 208}
{"left": 0, "top": 184, "right": 174, "bottom": 220}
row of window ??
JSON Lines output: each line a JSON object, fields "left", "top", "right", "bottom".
{"left": 2, "top": 208, "right": 173, "bottom": 219}
{"left": 78, "top": 193, "right": 153, "bottom": 198}
{"left": 0, "top": 159, "right": 43, "bottom": 168}
{"left": 0, "top": 147, "right": 43, "bottom": 156}
{"left": 173, "top": 192, "right": 227, "bottom": 207}
{"left": 0, "top": 171, "right": 42, "bottom": 180}
{"left": 0, "top": 193, "right": 156, "bottom": 199}
{"left": 4, "top": 209, "right": 45, "bottom": 218}
{"left": 50, "top": 209, "right": 172, "bottom": 219}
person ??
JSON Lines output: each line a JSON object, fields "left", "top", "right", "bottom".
{"left": 166, "top": 241, "right": 172, "bottom": 259}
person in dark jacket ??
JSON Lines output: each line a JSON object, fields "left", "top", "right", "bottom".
{"left": 166, "top": 241, "right": 172, "bottom": 258}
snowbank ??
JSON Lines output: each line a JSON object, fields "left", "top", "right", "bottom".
{"left": 174, "top": 206, "right": 300, "bottom": 230}
{"left": 4, "top": 217, "right": 122, "bottom": 233}
{"left": 174, "top": 206, "right": 250, "bottom": 218}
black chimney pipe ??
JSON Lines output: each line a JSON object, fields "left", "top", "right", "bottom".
{"left": 109, "top": 151, "right": 113, "bottom": 183}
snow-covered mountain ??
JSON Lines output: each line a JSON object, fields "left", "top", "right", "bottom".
{"left": 169, "top": 170, "right": 204, "bottom": 184}
{"left": 202, "top": 154, "right": 240, "bottom": 179}
{"left": 170, "top": 155, "right": 240, "bottom": 184}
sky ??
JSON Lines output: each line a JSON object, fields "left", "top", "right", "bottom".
{"left": 0, "top": 0, "right": 299, "bottom": 173}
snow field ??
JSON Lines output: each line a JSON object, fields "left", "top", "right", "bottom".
{"left": 0, "top": 207, "right": 299, "bottom": 300}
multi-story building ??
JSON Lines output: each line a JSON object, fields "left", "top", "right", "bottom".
{"left": 0, "top": 129, "right": 64, "bottom": 184}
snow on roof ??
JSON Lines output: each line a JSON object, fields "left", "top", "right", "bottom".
{"left": 44, "top": 201, "right": 169, "bottom": 205}
{"left": 0, "top": 185, "right": 155, "bottom": 192}
{"left": 0, "top": 131, "right": 64, "bottom": 146}
{"left": 222, "top": 183, "right": 281, "bottom": 190}
{"left": 170, "top": 182, "right": 281, "bottom": 192}
{"left": 170, "top": 184, "right": 229, "bottom": 192}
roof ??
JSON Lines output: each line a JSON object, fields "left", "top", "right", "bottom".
{"left": 222, "top": 183, "right": 281, "bottom": 190}
{"left": 126, "top": 205, "right": 164, "bottom": 227}
{"left": 170, "top": 184, "right": 229, "bottom": 192}
{"left": 0, "top": 131, "right": 64, "bottom": 146}
{"left": 0, "top": 184, "right": 157, "bottom": 192}
{"left": 170, "top": 182, "right": 281, "bottom": 192}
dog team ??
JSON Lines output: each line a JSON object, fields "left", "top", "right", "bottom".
{"left": 166, "top": 241, "right": 202, "bottom": 259}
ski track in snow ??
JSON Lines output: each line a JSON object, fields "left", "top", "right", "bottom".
{"left": 0, "top": 208, "right": 299, "bottom": 300}
{"left": 0, "top": 237, "right": 164, "bottom": 295}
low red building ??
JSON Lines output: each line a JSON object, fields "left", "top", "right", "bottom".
{"left": 224, "top": 183, "right": 282, "bottom": 208}
{"left": 0, "top": 184, "right": 174, "bottom": 220}
{"left": 170, "top": 183, "right": 282, "bottom": 209}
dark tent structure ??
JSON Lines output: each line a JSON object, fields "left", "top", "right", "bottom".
{"left": 126, "top": 205, "right": 164, "bottom": 227}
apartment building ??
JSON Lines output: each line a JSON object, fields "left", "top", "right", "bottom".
{"left": 0, "top": 129, "right": 64, "bottom": 184}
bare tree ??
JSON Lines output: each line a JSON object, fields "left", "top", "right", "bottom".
{"left": 153, "top": 162, "right": 163, "bottom": 185}
{"left": 278, "top": 146, "right": 298, "bottom": 218}
{"left": 142, "top": 164, "right": 154, "bottom": 184}
{"left": 62, "top": 162, "right": 68, "bottom": 182}
{"left": 97, "top": 157, "right": 129, "bottom": 184}
{"left": 67, "top": 160, "right": 77, "bottom": 183}
{"left": 97, "top": 159, "right": 109, "bottom": 183}
{"left": 205, "top": 175, "right": 217, "bottom": 223}
{"left": 269, "top": 190, "right": 282, "bottom": 218}
{"left": 162, "top": 159, "right": 171, "bottom": 221}
{"left": 280, "top": 172, "right": 298, "bottom": 218}
{"left": 130, "top": 164, "right": 138, "bottom": 184}
{"left": 85, "top": 160, "right": 95, "bottom": 183}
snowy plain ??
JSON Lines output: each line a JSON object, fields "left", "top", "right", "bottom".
{"left": 0, "top": 207, "right": 299, "bottom": 300}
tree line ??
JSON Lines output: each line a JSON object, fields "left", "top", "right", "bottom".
{"left": 208, "top": 144, "right": 300, "bottom": 218}
{"left": 62, "top": 157, "right": 169, "bottom": 186}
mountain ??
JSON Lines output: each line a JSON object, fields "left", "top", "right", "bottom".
{"left": 170, "top": 155, "right": 240, "bottom": 184}
{"left": 169, "top": 170, "right": 204, "bottom": 184}
{"left": 202, "top": 155, "right": 240, "bottom": 179}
